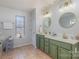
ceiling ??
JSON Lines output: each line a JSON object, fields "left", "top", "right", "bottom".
{"left": 0, "top": 0, "right": 58, "bottom": 11}
{"left": 0, "top": 0, "right": 76, "bottom": 11}
{"left": 0, "top": 0, "right": 37, "bottom": 11}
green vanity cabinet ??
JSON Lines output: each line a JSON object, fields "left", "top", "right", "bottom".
{"left": 44, "top": 38, "right": 50, "bottom": 54}
{"left": 71, "top": 43, "right": 79, "bottom": 59}
{"left": 77, "top": 43, "right": 79, "bottom": 53}
{"left": 36, "top": 34, "right": 40, "bottom": 48}
{"left": 58, "top": 47, "right": 72, "bottom": 59}
{"left": 36, "top": 34, "right": 50, "bottom": 54}
{"left": 49, "top": 43, "right": 58, "bottom": 59}
{"left": 49, "top": 39, "right": 72, "bottom": 59}
{"left": 36, "top": 34, "right": 44, "bottom": 51}
{"left": 36, "top": 34, "right": 79, "bottom": 59}
{"left": 39, "top": 35, "right": 44, "bottom": 51}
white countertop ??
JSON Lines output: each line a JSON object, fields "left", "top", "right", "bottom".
{"left": 45, "top": 35, "right": 79, "bottom": 44}
{"left": 37, "top": 33, "right": 79, "bottom": 44}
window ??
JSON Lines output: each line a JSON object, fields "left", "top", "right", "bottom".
{"left": 16, "top": 16, "right": 25, "bottom": 38}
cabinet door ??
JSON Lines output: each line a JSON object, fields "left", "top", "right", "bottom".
{"left": 49, "top": 44, "right": 58, "bottom": 59}
{"left": 40, "top": 37, "right": 44, "bottom": 51}
{"left": 36, "top": 35, "right": 40, "bottom": 48}
{"left": 0, "top": 49, "right": 2, "bottom": 59}
{"left": 0, "top": 53, "right": 1, "bottom": 59}
{"left": 58, "top": 47, "right": 72, "bottom": 59}
{"left": 44, "top": 38, "right": 50, "bottom": 54}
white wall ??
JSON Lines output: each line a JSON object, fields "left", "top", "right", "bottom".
{"left": 50, "top": 0, "right": 79, "bottom": 37}
{"left": 31, "top": 9, "right": 36, "bottom": 48}
{"left": 35, "top": 0, "right": 46, "bottom": 33}
{"left": 36, "top": 0, "right": 79, "bottom": 38}
{"left": 0, "top": 6, "right": 32, "bottom": 48}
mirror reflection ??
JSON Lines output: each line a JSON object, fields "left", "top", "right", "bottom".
{"left": 59, "top": 12, "right": 77, "bottom": 28}
{"left": 43, "top": 17, "right": 51, "bottom": 34}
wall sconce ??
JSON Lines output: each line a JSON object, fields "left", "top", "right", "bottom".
{"left": 64, "top": 0, "right": 72, "bottom": 7}
{"left": 41, "top": 7, "right": 49, "bottom": 15}
{"left": 41, "top": 4, "right": 52, "bottom": 16}
{"left": 59, "top": 0, "right": 75, "bottom": 12}
{"left": 43, "top": 13, "right": 51, "bottom": 17}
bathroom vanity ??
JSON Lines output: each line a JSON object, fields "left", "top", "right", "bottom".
{"left": 37, "top": 6, "right": 79, "bottom": 59}
{"left": 0, "top": 41, "right": 2, "bottom": 59}
{"left": 36, "top": 33, "right": 79, "bottom": 59}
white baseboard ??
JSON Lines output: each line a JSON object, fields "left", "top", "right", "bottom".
{"left": 14, "top": 42, "right": 32, "bottom": 48}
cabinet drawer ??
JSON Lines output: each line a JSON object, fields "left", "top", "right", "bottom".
{"left": 60, "top": 42, "right": 72, "bottom": 50}
{"left": 50, "top": 39, "right": 60, "bottom": 46}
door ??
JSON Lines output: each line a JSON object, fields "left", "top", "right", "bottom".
{"left": 50, "top": 44, "right": 58, "bottom": 59}
{"left": 40, "top": 35, "right": 44, "bottom": 51}
{"left": 31, "top": 9, "right": 36, "bottom": 48}
{"left": 58, "top": 47, "right": 72, "bottom": 59}
{"left": 44, "top": 38, "right": 50, "bottom": 54}
{"left": 36, "top": 34, "right": 40, "bottom": 48}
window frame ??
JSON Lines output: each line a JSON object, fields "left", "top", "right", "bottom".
{"left": 15, "top": 15, "right": 25, "bottom": 38}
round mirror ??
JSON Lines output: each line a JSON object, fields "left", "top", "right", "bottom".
{"left": 43, "top": 17, "right": 51, "bottom": 33}
{"left": 59, "top": 12, "right": 77, "bottom": 28}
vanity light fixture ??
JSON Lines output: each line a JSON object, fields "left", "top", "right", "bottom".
{"left": 41, "top": 6, "right": 49, "bottom": 16}
{"left": 41, "top": 6, "right": 51, "bottom": 17}
{"left": 64, "top": 0, "right": 72, "bottom": 8}
{"left": 41, "top": 4, "right": 52, "bottom": 17}
{"left": 43, "top": 13, "right": 51, "bottom": 17}
{"left": 59, "top": 0, "right": 75, "bottom": 12}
